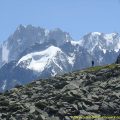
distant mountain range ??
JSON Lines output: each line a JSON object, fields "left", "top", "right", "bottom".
{"left": 0, "top": 25, "right": 120, "bottom": 91}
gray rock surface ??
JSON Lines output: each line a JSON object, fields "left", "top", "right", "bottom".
{"left": 0, "top": 64, "right": 120, "bottom": 120}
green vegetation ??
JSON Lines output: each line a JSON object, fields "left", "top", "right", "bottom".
{"left": 82, "top": 63, "right": 118, "bottom": 73}
{"left": 26, "top": 83, "right": 33, "bottom": 88}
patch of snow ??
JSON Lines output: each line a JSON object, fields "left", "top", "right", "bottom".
{"left": 115, "top": 41, "right": 120, "bottom": 52}
{"left": 102, "top": 49, "right": 106, "bottom": 54}
{"left": 17, "top": 46, "right": 63, "bottom": 72}
{"left": 71, "top": 40, "right": 81, "bottom": 46}
{"left": 104, "top": 33, "right": 116, "bottom": 41}
{"left": 65, "top": 34, "right": 71, "bottom": 42}
{"left": 104, "top": 33, "right": 117, "bottom": 46}
{"left": 2, "top": 80, "right": 7, "bottom": 90}
{"left": 114, "top": 49, "right": 119, "bottom": 52}
{"left": 51, "top": 69, "right": 57, "bottom": 76}
{"left": 90, "top": 42, "right": 98, "bottom": 53}
{"left": 52, "top": 59, "right": 63, "bottom": 71}
{"left": 45, "top": 29, "right": 50, "bottom": 36}
{"left": 91, "top": 32, "right": 101, "bottom": 36}
{"left": 104, "top": 34, "right": 113, "bottom": 41}
{"left": 2, "top": 42, "right": 9, "bottom": 63}
{"left": 67, "top": 53, "right": 75, "bottom": 66}
{"left": 98, "top": 46, "right": 106, "bottom": 54}
{"left": 79, "top": 40, "right": 83, "bottom": 46}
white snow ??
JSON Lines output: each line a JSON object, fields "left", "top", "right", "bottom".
{"left": 65, "top": 34, "right": 71, "bottom": 42}
{"left": 17, "top": 46, "right": 63, "bottom": 72}
{"left": 68, "top": 57, "right": 74, "bottom": 66}
{"left": 98, "top": 46, "right": 106, "bottom": 54}
{"left": 2, "top": 42, "right": 9, "bottom": 63}
{"left": 103, "top": 49, "right": 106, "bottom": 54}
{"left": 91, "top": 32, "right": 101, "bottom": 36}
{"left": 45, "top": 29, "right": 50, "bottom": 36}
{"left": 115, "top": 41, "right": 120, "bottom": 52}
{"left": 52, "top": 59, "right": 63, "bottom": 71}
{"left": 80, "top": 32, "right": 120, "bottom": 54}
{"left": 104, "top": 33, "right": 116, "bottom": 41}
{"left": 90, "top": 42, "right": 98, "bottom": 53}
{"left": 71, "top": 40, "right": 81, "bottom": 46}
{"left": 51, "top": 69, "right": 57, "bottom": 76}
{"left": 2, "top": 80, "right": 7, "bottom": 90}
{"left": 67, "top": 53, "right": 75, "bottom": 66}
{"left": 104, "top": 33, "right": 116, "bottom": 46}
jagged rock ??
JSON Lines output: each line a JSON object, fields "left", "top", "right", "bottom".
{"left": 35, "top": 101, "right": 48, "bottom": 110}
{"left": 0, "top": 64, "right": 120, "bottom": 119}
{"left": 29, "top": 105, "right": 36, "bottom": 113}
{"left": 86, "top": 105, "right": 99, "bottom": 112}
{"left": 0, "top": 100, "right": 9, "bottom": 106}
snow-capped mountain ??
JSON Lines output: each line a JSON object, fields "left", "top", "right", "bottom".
{"left": 17, "top": 46, "right": 73, "bottom": 76}
{"left": 80, "top": 32, "right": 120, "bottom": 53}
{"left": 0, "top": 25, "right": 120, "bottom": 91}
{"left": 0, "top": 25, "right": 72, "bottom": 67}
{"left": 79, "top": 32, "right": 120, "bottom": 64}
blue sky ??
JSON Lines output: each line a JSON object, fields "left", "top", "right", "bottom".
{"left": 0, "top": 0, "right": 120, "bottom": 42}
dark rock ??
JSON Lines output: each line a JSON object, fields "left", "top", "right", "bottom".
{"left": 0, "top": 100, "right": 9, "bottom": 106}
{"left": 35, "top": 101, "right": 48, "bottom": 110}
{"left": 0, "top": 64, "right": 120, "bottom": 119}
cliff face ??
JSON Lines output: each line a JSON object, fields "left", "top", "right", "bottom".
{"left": 0, "top": 64, "right": 120, "bottom": 120}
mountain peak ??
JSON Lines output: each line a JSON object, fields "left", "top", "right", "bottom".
{"left": 52, "top": 28, "right": 62, "bottom": 32}
{"left": 17, "top": 24, "right": 25, "bottom": 31}
{"left": 17, "top": 45, "right": 64, "bottom": 72}
{"left": 80, "top": 32, "right": 120, "bottom": 53}
{"left": 90, "top": 32, "right": 102, "bottom": 36}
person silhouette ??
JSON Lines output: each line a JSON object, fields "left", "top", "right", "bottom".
{"left": 92, "top": 60, "right": 94, "bottom": 67}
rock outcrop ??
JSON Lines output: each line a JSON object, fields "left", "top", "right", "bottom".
{"left": 0, "top": 64, "right": 120, "bottom": 120}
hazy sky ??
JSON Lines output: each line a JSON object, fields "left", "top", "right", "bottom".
{"left": 0, "top": 0, "right": 120, "bottom": 42}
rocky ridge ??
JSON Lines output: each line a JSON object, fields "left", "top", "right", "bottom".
{"left": 0, "top": 64, "right": 120, "bottom": 120}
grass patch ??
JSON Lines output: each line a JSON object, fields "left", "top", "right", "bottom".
{"left": 26, "top": 83, "right": 33, "bottom": 88}
{"left": 82, "top": 64, "right": 118, "bottom": 73}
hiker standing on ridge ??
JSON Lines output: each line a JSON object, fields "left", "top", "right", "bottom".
{"left": 92, "top": 60, "right": 94, "bottom": 67}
